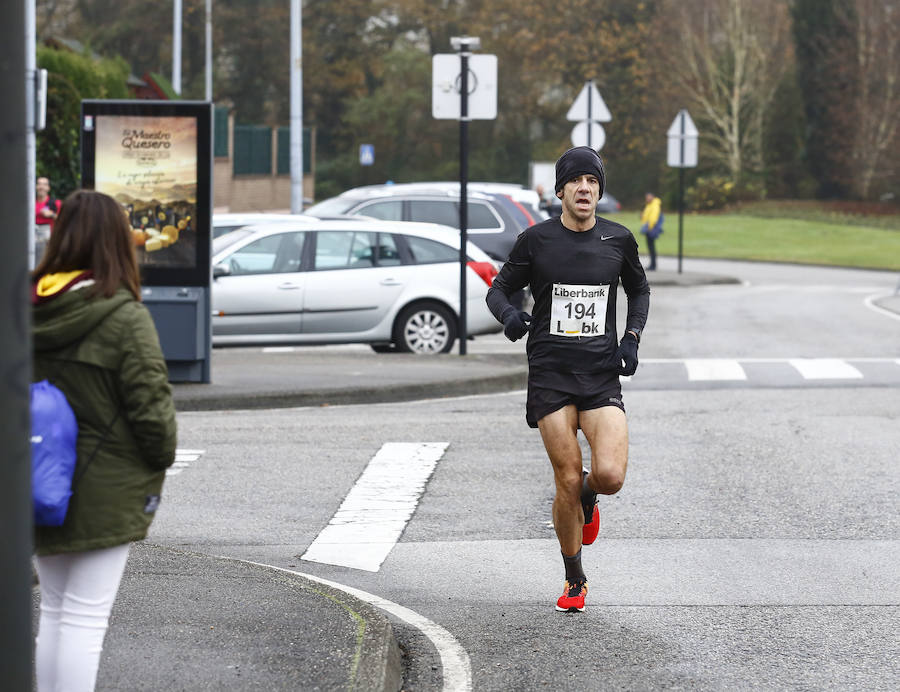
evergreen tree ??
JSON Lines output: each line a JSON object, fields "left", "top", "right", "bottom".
{"left": 791, "top": 0, "right": 858, "bottom": 198}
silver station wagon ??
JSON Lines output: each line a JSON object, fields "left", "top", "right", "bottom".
{"left": 211, "top": 218, "right": 501, "bottom": 354}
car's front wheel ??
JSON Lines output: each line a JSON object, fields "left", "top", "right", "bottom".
{"left": 393, "top": 302, "right": 457, "bottom": 354}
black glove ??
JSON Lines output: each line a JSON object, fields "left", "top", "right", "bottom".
{"left": 502, "top": 309, "right": 532, "bottom": 342}
{"left": 615, "top": 332, "right": 639, "bottom": 376}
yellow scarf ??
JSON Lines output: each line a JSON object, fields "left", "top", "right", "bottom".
{"left": 35, "top": 271, "right": 90, "bottom": 297}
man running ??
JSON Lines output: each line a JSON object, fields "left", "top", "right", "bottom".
{"left": 486, "top": 146, "right": 650, "bottom": 612}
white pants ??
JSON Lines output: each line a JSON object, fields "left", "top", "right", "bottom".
{"left": 34, "top": 544, "right": 131, "bottom": 692}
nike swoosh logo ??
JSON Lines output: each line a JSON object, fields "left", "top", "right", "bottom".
{"left": 600, "top": 235, "right": 614, "bottom": 241}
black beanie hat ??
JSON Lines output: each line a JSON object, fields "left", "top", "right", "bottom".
{"left": 554, "top": 146, "right": 606, "bottom": 196}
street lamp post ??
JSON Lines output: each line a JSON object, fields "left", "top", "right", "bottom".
{"left": 205, "top": 0, "right": 212, "bottom": 102}
{"left": 172, "top": 0, "right": 182, "bottom": 94}
{"left": 290, "top": 0, "right": 303, "bottom": 213}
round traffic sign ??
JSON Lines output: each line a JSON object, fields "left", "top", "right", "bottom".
{"left": 570, "top": 121, "right": 605, "bottom": 151}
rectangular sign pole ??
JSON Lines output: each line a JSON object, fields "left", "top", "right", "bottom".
{"left": 458, "top": 49, "right": 469, "bottom": 356}
{"left": 586, "top": 81, "right": 592, "bottom": 149}
{"left": 679, "top": 113, "right": 685, "bottom": 274}
{"left": 667, "top": 108, "right": 697, "bottom": 274}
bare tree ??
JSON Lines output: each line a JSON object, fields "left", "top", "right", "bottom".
{"left": 36, "top": 0, "right": 81, "bottom": 39}
{"left": 848, "top": 0, "right": 900, "bottom": 199}
{"left": 660, "top": 0, "right": 792, "bottom": 182}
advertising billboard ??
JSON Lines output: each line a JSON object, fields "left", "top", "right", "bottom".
{"left": 81, "top": 100, "right": 212, "bottom": 286}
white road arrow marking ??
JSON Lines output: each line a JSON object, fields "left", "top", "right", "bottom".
{"left": 302, "top": 442, "right": 449, "bottom": 572}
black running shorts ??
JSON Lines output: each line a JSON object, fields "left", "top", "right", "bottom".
{"left": 525, "top": 369, "right": 624, "bottom": 428}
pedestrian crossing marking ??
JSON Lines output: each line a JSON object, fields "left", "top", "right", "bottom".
{"left": 788, "top": 358, "right": 863, "bottom": 380}
{"left": 167, "top": 448, "right": 206, "bottom": 476}
{"left": 685, "top": 359, "right": 747, "bottom": 381}
{"left": 301, "top": 442, "right": 449, "bottom": 572}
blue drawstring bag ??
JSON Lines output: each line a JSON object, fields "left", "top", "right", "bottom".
{"left": 30, "top": 380, "right": 79, "bottom": 526}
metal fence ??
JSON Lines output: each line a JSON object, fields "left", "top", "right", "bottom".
{"left": 231, "top": 124, "right": 312, "bottom": 177}
{"left": 233, "top": 125, "right": 272, "bottom": 176}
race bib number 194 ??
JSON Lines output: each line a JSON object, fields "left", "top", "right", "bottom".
{"left": 550, "top": 283, "right": 608, "bottom": 337}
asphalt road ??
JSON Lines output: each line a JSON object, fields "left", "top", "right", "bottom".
{"left": 142, "top": 257, "right": 900, "bottom": 690}
{"left": 155, "top": 385, "right": 899, "bottom": 690}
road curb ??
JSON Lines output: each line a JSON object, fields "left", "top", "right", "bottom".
{"left": 172, "top": 369, "right": 528, "bottom": 412}
{"left": 207, "top": 552, "right": 404, "bottom": 692}
{"left": 143, "top": 545, "right": 403, "bottom": 692}
{"left": 646, "top": 271, "right": 741, "bottom": 286}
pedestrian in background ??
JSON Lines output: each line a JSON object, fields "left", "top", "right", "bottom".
{"left": 535, "top": 183, "right": 553, "bottom": 214}
{"left": 639, "top": 192, "right": 663, "bottom": 271}
{"left": 34, "top": 176, "right": 61, "bottom": 264}
{"left": 487, "top": 146, "right": 650, "bottom": 612}
{"left": 31, "top": 189, "right": 177, "bottom": 692}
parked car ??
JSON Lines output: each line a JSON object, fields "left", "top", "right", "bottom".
{"left": 304, "top": 183, "right": 529, "bottom": 262}
{"left": 546, "top": 191, "right": 622, "bottom": 218}
{"left": 211, "top": 218, "right": 501, "bottom": 353}
{"left": 212, "top": 212, "right": 315, "bottom": 239}
{"left": 387, "top": 181, "right": 549, "bottom": 227}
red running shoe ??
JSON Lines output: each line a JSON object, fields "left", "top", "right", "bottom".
{"left": 582, "top": 503, "right": 600, "bottom": 545}
{"left": 555, "top": 579, "right": 588, "bottom": 612}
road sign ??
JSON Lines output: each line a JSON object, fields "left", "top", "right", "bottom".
{"left": 570, "top": 121, "right": 606, "bottom": 150}
{"left": 432, "top": 54, "right": 498, "bottom": 120}
{"left": 566, "top": 81, "right": 611, "bottom": 122}
{"left": 666, "top": 108, "right": 699, "bottom": 275}
{"left": 359, "top": 143, "right": 374, "bottom": 166}
{"left": 667, "top": 109, "right": 698, "bottom": 168}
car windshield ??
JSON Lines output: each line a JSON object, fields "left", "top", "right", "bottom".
{"left": 304, "top": 197, "right": 353, "bottom": 216}
{"left": 212, "top": 229, "right": 253, "bottom": 256}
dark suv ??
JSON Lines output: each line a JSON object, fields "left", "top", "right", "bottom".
{"left": 305, "top": 184, "right": 527, "bottom": 261}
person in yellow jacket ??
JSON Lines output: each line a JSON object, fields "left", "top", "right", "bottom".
{"left": 639, "top": 193, "right": 663, "bottom": 271}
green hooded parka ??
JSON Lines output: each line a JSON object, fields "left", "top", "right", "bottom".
{"left": 32, "top": 285, "right": 177, "bottom": 555}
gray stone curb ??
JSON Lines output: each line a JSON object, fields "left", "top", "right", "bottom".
{"left": 173, "top": 368, "right": 528, "bottom": 412}
{"left": 203, "top": 550, "right": 403, "bottom": 692}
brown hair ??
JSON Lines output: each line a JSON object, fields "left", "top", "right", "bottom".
{"left": 33, "top": 189, "right": 141, "bottom": 301}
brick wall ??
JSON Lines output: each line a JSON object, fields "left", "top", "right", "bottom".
{"left": 213, "top": 108, "right": 315, "bottom": 212}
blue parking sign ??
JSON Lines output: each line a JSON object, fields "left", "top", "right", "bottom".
{"left": 359, "top": 144, "right": 375, "bottom": 166}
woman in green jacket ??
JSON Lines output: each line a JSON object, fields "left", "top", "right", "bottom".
{"left": 31, "top": 190, "right": 177, "bottom": 692}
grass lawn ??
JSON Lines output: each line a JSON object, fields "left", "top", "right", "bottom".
{"left": 616, "top": 212, "right": 900, "bottom": 271}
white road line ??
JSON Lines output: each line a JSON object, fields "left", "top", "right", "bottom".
{"left": 789, "top": 358, "right": 863, "bottom": 380}
{"left": 167, "top": 449, "right": 206, "bottom": 476}
{"left": 262, "top": 346, "right": 297, "bottom": 353}
{"left": 234, "top": 559, "right": 473, "bottom": 692}
{"left": 685, "top": 359, "right": 747, "bottom": 381}
{"left": 745, "top": 284, "right": 888, "bottom": 293}
{"left": 302, "top": 442, "right": 449, "bottom": 572}
{"left": 642, "top": 357, "right": 898, "bottom": 364}
{"left": 864, "top": 292, "right": 900, "bottom": 322}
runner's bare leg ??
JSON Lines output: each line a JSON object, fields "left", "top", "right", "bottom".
{"left": 579, "top": 406, "right": 628, "bottom": 496}
{"left": 538, "top": 405, "right": 585, "bottom": 556}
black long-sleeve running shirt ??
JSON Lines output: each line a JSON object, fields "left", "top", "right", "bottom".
{"left": 486, "top": 216, "right": 650, "bottom": 375}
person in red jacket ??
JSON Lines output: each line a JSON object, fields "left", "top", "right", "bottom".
{"left": 34, "top": 177, "right": 62, "bottom": 265}
{"left": 35, "top": 177, "right": 61, "bottom": 228}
